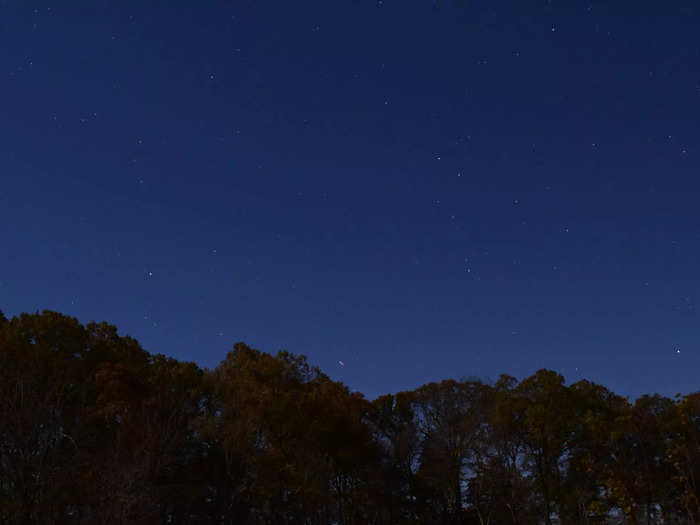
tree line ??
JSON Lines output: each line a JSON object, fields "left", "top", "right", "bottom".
{"left": 0, "top": 310, "right": 698, "bottom": 524}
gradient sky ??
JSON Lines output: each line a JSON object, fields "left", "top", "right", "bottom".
{"left": 2, "top": 1, "right": 699, "bottom": 400}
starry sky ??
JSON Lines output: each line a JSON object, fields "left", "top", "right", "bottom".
{"left": 2, "top": 1, "right": 699, "bottom": 400}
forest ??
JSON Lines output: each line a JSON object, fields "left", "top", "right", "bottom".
{"left": 0, "top": 310, "right": 698, "bottom": 524}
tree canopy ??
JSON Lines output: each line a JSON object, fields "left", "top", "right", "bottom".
{"left": 0, "top": 309, "right": 697, "bottom": 524}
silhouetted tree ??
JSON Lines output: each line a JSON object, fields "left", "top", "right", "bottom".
{"left": 668, "top": 392, "right": 700, "bottom": 523}
{"left": 468, "top": 375, "right": 535, "bottom": 525}
{"left": 370, "top": 391, "right": 421, "bottom": 523}
{"left": 0, "top": 311, "right": 89, "bottom": 523}
{"left": 562, "top": 379, "right": 627, "bottom": 523}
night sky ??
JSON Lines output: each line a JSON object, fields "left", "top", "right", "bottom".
{"left": 2, "top": 2, "right": 699, "bottom": 400}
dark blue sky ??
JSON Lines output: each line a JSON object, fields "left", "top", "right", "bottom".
{"left": 2, "top": 1, "right": 699, "bottom": 399}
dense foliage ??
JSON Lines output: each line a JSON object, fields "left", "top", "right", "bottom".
{"left": 0, "top": 310, "right": 698, "bottom": 524}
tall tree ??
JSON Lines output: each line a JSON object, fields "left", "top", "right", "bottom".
{"left": 468, "top": 375, "right": 535, "bottom": 525}
{"left": 410, "top": 379, "right": 489, "bottom": 524}
{"left": 515, "top": 369, "right": 572, "bottom": 525}
{"left": 370, "top": 390, "right": 421, "bottom": 524}
{"left": 0, "top": 311, "right": 89, "bottom": 523}
{"left": 601, "top": 395, "right": 677, "bottom": 524}
{"left": 563, "top": 380, "right": 627, "bottom": 524}
{"left": 140, "top": 355, "right": 205, "bottom": 522}
{"left": 668, "top": 392, "right": 700, "bottom": 523}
